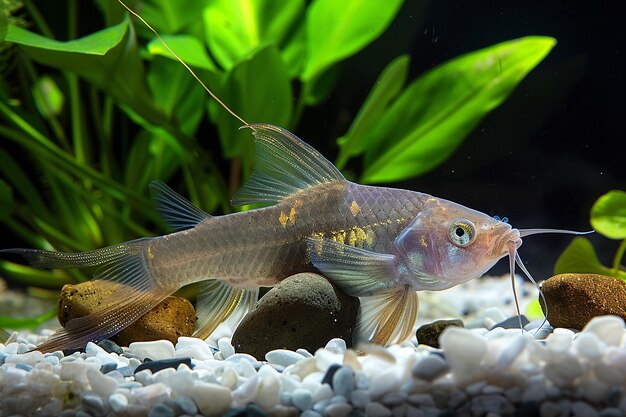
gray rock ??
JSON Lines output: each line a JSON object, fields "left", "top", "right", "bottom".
{"left": 332, "top": 366, "right": 354, "bottom": 399}
{"left": 416, "top": 319, "right": 463, "bottom": 348}
{"left": 412, "top": 354, "right": 448, "bottom": 381}
{"left": 232, "top": 273, "right": 359, "bottom": 359}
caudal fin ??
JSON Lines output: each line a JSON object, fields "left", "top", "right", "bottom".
{"left": 2, "top": 239, "right": 172, "bottom": 352}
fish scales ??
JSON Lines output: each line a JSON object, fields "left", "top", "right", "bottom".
{"left": 147, "top": 182, "right": 426, "bottom": 289}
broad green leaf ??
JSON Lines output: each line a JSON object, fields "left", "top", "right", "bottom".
{"left": 0, "top": 261, "right": 72, "bottom": 289}
{"left": 5, "top": 18, "right": 167, "bottom": 127}
{"left": 147, "top": 35, "right": 218, "bottom": 72}
{"left": 132, "top": 0, "right": 209, "bottom": 34}
{"left": 361, "top": 36, "right": 556, "bottom": 183}
{"left": 213, "top": 45, "right": 292, "bottom": 161}
{"left": 0, "top": 307, "right": 57, "bottom": 331}
{"left": 590, "top": 190, "right": 626, "bottom": 239}
{"left": 525, "top": 299, "right": 545, "bottom": 321}
{"left": 553, "top": 237, "right": 626, "bottom": 279}
{"left": 204, "top": 0, "right": 304, "bottom": 71}
{"left": 301, "top": 0, "right": 404, "bottom": 82}
{"left": 32, "top": 75, "right": 64, "bottom": 118}
{"left": 335, "top": 55, "right": 409, "bottom": 168}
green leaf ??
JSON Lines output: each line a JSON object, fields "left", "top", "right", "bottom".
{"left": 525, "top": 299, "right": 545, "bottom": 321}
{"left": 0, "top": 307, "right": 57, "bottom": 331}
{"left": 213, "top": 45, "right": 292, "bottom": 160}
{"left": 147, "top": 35, "right": 218, "bottom": 72}
{"left": 0, "top": 260, "right": 73, "bottom": 289}
{"left": 335, "top": 55, "right": 410, "bottom": 168}
{"left": 590, "top": 190, "right": 626, "bottom": 239}
{"left": 5, "top": 18, "right": 167, "bottom": 127}
{"left": 553, "top": 237, "right": 626, "bottom": 279}
{"left": 132, "top": 0, "right": 209, "bottom": 34}
{"left": 361, "top": 36, "right": 556, "bottom": 183}
{"left": 301, "top": 0, "right": 404, "bottom": 82}
{"left": 203, "top": 0, "right": 304, "bottom": 71}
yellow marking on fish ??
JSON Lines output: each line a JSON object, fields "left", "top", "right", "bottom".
{"left": 331, "top": 229, "right": 346, "bottom": 245}
{"left": 279, "top": 212, "right": 289, "bottom": 228}
{"left": 147, "top": 245, "right": 154, "bottom": 260}
{"left": 420, "top": 236, "right": 428, "bottom": 248}
{"left": 366, "top": 228, "right": 376, "bottom": 246}
{"left": 350, "top": 201, "right": 361, "bottom": 216}
{"left": 310, "top": 232, "right": 325, "bottom": 256}
{"left": 289, "top": 199, "right": 303, "bottom": 225}
{"left": 347, "top": 226, "right": 368, "bottom": 247}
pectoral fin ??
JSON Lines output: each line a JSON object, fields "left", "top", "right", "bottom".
{"left": 357, "top": 288, "right": 419, "bottom": 346}
{"left": 193, "top": 280, "right": 259, "bottom": 340}
{"left": 305, "top": 237, "right": 399, "bottom": 297}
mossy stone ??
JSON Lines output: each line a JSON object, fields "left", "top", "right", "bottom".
{"left": 416, "top": 319, "right": 464, "bottom": 348}
{"left": 541, "top": 273, "right": 626, "bottom": 330}
{"left": 231, "top": 273, "right": 359, "bottom": 359}
{"left": 57, "top": 281, "right": 196, "bottom": 346}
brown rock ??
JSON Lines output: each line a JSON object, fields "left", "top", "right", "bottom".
{"left": 232, "top": 273, "right": 359, "bottom": 360}
{"left": 58, "top": 281, "right": 196, "bottom": 346}
{"left": 416, "top": 319, "right": 464, "bottom": 348}
{"left": 541, "top": 273, "right": 626, "bottom": 330}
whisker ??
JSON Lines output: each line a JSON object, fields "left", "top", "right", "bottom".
{"left": 519, "top": 229, "right": 593, "bottom": 238}
{"left": 514, "top": 251, "right": 548, "bottom": 336}
{"left": 507, "top": 241, "right": 523, "bottom": 332}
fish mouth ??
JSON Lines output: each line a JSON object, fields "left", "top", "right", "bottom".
{"left": 492, "top": 227, "right": 522, "bottom": 258}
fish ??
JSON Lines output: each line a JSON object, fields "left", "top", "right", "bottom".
{"left": 2, "top": 123, "right": 589, "bottom": 353}
{"left": 2, "top": 1, "right": 590, "bottom": 353}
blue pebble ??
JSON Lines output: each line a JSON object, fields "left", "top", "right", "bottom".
{"left": 148, "top": 403, "right": 175, "bottom": 417}
{"left": 301, "top": 410, "right": 323, "bottom": 417}
{"left": 134, "top": 357, "right": 192, "bottom": 374}
{"left": 292, "top": 389, "right": 314, "bottom": 411}
{"left": 81, "top": 392, "right": 107, "bottom": 416}
{"left": 0, "top": 352, "right": 7, "bottom": 365}
{"left": 172, "top": 396, "right": 198, "bottom": 415}
{"left": 97, "top": 339, "right": 123, "bottom": 354}
{"left": 15, "top": 363, "right": 32, "bottom": 372}
{"left": 100, "top": 362, "right": 117, "bottom": 374}
{"left": 332, "top": 366, "right": 354, "bottom": 399}
{"left": 321, "top": 364, "right": 342, "bottom": 387}
{"left": 116, "top": 365, "right": 138, "bottom": 377}
{"left": 494, "top": 315, "right": 530, "bottom": 329}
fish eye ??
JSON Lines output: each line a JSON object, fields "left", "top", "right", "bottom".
{"left": 449, "top": 219, "right": 476, "bottom": 247}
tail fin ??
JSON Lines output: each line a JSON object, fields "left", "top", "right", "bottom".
{"left": 2, "top": 239, "right": 173, "bottom": 352}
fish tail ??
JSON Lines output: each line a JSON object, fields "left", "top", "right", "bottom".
{"left": 4, "top": 239, "right": 172, "bottom": 353}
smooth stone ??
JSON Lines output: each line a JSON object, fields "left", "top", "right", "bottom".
{"left": 81, "top": 392, "right": 108, "bottom": 416}
{"left": 246, "top": 402, "right": 269, "bottom": 417}
{"left": 128, "top": 340, "right": 176, "bottom": 360}
{"left": 493, "top": 334, "right": 527, "bottom": 371}
{"left": 325, "top": 403, "right": 352, "bottom": 417}
{"left": 58, "top": 281, "right": 196, "bottom": 346}
{"left": 172, "top": 396, "right": 198, "bottom": 415}
{"left": 571, "top": 401, "right": 599, "bottom": 417}
{"left": 232, "top": 273, "right": 359, "bottom": 359}
{"left": 148, "top": 403, "right": 175, "bottom": 417}
{"left": 86, "top": 368, "right": 118, "bottom": 397}
{"left": 582, "top": 315, "right": 626, "bottom": 346}
{"left": 364, "top": 402, "right": 392, "bottom": 417}
{"left": 412, "top": 354, "right": 448, "bottom": 381}
{"left": 134, "top": 357, "right": 192, "bottom": 374}
{"left": 494, "top": 315, "right": 530, "bottom": 329}
{"left": 416, "top": 319, "right": 464, "bottom": 348}
{"left": 325, "top": 338, "right": 347, "bottom": 355}
{"left": 218, "top": 337, "right": 236, "bottom": 359}
{"left": 97, "top": 339, "right": 123, "bottom": 354}
{"left": 439, "top": 327, "right": 487, "bottom": 387}
{"left": 192, "top": 381, "right": 232, "bottom": 416}
{"left": 540, "top": 274, "right": 626, "bottom": 330}
{"left": 332, "top": 366, "right": 354, "bottom": 399}
{"left": 100, "top": 362, "right": 118, "bottom": 374}
{"left": 108, "top": 393, "right": 128, "bottom": 412}
{"left": 292, "top": 389, "right": 314, "bottom": 411}
{"left": 322, "top": 364, "right": 342, "bottom": 387}
{"left": 265, "top": 349, "right": 305, "bottom": 367}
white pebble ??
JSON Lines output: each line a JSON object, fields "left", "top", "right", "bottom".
{"left": 192, "top": 381, "right": 232, "bottom": 416}
{"left": 86, "top": 368, "right": 118, "bottom": 397}
{"left": 574, "top": 332, "right": 602, "bottom": 359}
{"left": 232, "top": 374, "right": 260, "bottom": 406}
{"left": 325, "top": 402, "right": 352, "bottom": 417}
{"left": 583, "top": 315, "right": 625, "bottom": 347}
{"left": 412, "top": 355, "right": 448, "bottom": 381}
{"left": 365, "top": 402, "right": 392, "bottom": 417}
{"left": 266, "top": 349, "right": 305, "bottom": 367}
{"left": 217, "top": 337, "right": 235, "bottom": 359}
{"left": 493, "top": 335, "right": 527, "bottom": 371}
{"left": 128, "top": 340, "right": 175, "bottom": 360}
{"left": 439, "top": 327, "right": 487, "bottom": 386}
{"left": 255, "top": 375, "right": 281, "bottom": 410}
{"left": 108, "top": 393, "right": 128, "bottom": 412}
{"left": 325, "top": 338, "right": 347, "bottom": 355}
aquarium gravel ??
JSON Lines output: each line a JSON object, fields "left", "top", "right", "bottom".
{"left": 1, "top": 277, "right": 625, "bottom": 417}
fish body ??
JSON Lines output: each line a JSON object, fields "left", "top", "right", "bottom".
{"left": 5, "top": 124, "right": 563, "bottom": 352}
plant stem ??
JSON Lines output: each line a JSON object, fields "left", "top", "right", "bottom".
{"left": 22, "top": 0, "right": 54, "bottom": 38}
{"left": 612, "top": 238, "right": 626, "bottom": 275}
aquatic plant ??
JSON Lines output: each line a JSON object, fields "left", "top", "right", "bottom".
{"left": 555, "top": 190, "right": 626, "bottom": 280}
{"left": 0, "top": 0, "right": 554, "bottom": 328}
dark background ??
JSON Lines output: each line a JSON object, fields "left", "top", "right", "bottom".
{"left": 301, "top": 1, "right": 625, "bottom": 279}
{"left": 11, "top": 1, "right": 626, "bottom": 281}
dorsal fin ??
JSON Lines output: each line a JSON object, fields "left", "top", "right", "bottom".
{"left": 149, "top": 181, "right": 212, "bottom": 232}
{"left": 232, "top": 124, "right": 345, "bottom": 206}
